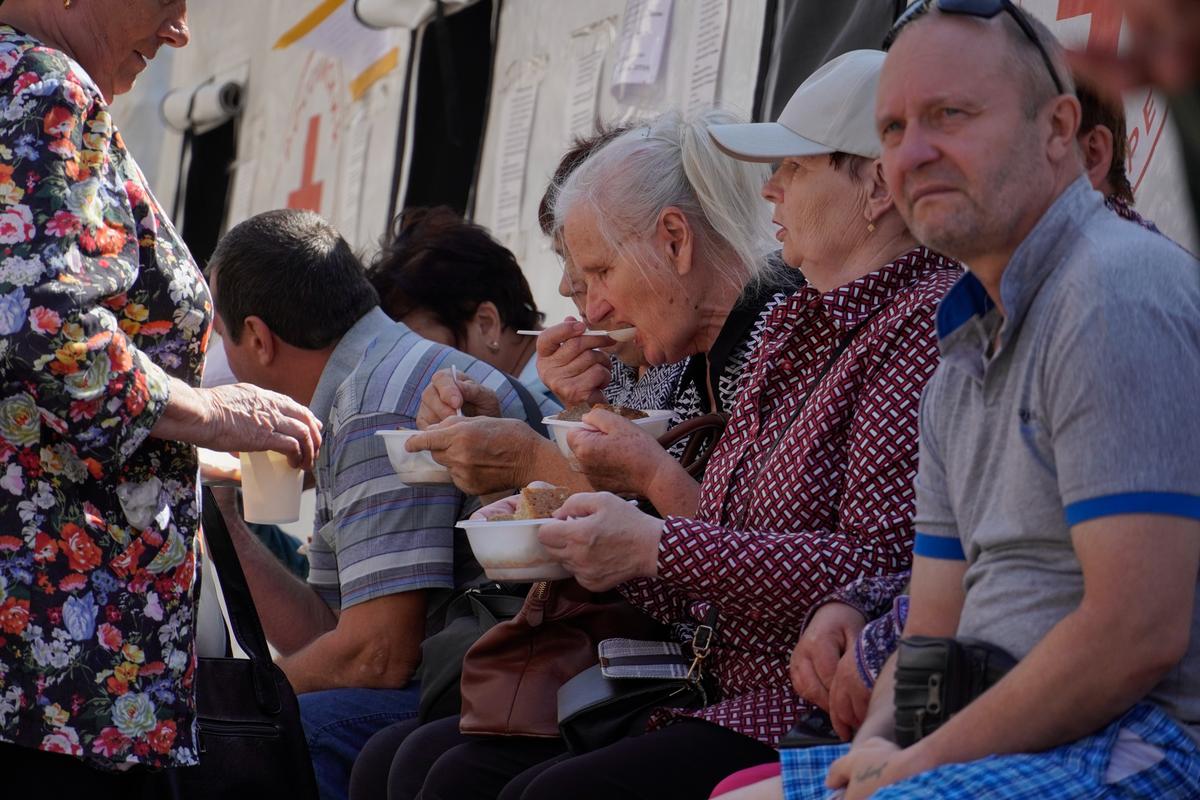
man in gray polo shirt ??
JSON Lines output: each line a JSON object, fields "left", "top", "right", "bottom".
{"left": 770, "top": 7, "right": 1200, "bottom": 800}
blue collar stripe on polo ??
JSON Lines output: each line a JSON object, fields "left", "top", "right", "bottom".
{"left": 935, "top": 272, "right": 993, "bottom": 339}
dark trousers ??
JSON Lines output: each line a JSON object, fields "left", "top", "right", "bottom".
{"left": 349, "top": 714, "right": 777, "bottom": 800}
{"left": 0, "top": 741, "right": 164, "bottom": 798}
{"left": 349, "top": 715, "right": 567, "bottom": 800}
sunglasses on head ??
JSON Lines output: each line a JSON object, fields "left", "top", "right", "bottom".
{"left": 883, "top": 0, "right": 1066, "bottom": 95}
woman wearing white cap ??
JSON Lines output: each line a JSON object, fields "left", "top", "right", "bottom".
{"left": 510, "top": 49, "right": 960, "bottom": 799}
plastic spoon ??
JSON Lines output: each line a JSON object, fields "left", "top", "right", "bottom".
{"left": 450, "top": 365, "right": 464, "bottom": 417}
{"left": 516, "top": 327, "right": 637, "bottom": 342}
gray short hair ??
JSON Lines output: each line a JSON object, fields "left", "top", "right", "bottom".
{"left": 552, "top": 109, "right": 777, "bottom": 293}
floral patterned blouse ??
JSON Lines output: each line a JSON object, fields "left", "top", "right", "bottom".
{"left": 0, "top": 27, "right": 211, "bottom": 770}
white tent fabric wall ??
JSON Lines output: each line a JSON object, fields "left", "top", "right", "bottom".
{"left": 109, "top": 0, "right": 1196, "bottom": 320}
{"left": 116, "top": 0, "right": 412, "bottom": 255}
{"left": 472, "top": 0, "right": 770, "bottom": 324}
{"left": 1022, "top": 0, "right": 1196, "bottom": 253}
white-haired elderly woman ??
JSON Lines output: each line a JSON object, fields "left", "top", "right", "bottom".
{"left": 406, "top": 109, "right": 801, "bottom": 514}
{"left": 477, "top": 51, "right": 959, "bottom": 799}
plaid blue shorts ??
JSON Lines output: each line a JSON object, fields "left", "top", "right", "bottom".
{"left": 781, "top": 703, "right": 1200, "bottom": 800}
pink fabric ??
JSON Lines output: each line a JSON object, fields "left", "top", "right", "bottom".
{"left": 620, "top": 247, "right": 962, "bottom": 746}
{"left": 710, "top": 762, "right": 783, "bottom": 797}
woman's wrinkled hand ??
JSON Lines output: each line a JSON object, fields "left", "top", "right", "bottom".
{"left": 406, "top": 416, "right": 542, "bottom": 495}
{"left": 537, "top": 492, "right": 663, "bottom": 591}
{"left": 567, "top": 409, "right": 671, "bottom": 496}
{"left": 416, "top": 369, "right": 502, "bottom": 429}
{"left": 198, "top": 383, "right": 323, "bottom": 470}
{"left": 535, "top": 318, "right": 614, "bottom": 406}
{"left": 788, "top": 602, "right": 867, "bottom": 714}
{"left": 828, "top": 637, "right": 873, "bottom": 741}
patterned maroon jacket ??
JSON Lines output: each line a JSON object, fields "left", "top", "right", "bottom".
{"left": 620, "top": 246, "right": 961, "bottom": 746}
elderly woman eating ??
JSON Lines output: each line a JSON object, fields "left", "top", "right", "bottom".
{"left": 467, "top": 50, "right": 960, "bottom": 800}
{"left": 408, "top": 109, "right": 801, "bottom": 514}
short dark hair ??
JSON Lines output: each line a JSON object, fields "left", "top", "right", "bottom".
{"left": 828, "top": 151, "right": 871, "bottom": 183}
{"left": 367, "top": 206, "right": 541, "bottom": 343}
{"left": 209, "top": 209, "right": 378, "bottom": 349}
{"left": 1076, "top": 80, "right": 1134, "bottom": 204}
{"left": 538, "top": 125, "right": 634, "bottom": 237}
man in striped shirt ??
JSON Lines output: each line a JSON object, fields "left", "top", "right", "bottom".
{"left": 208, "top": 209, "right": 534, "bottom": 800}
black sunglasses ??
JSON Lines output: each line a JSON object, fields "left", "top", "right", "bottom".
{"left": 883, "top": 0, "right": 1066, "bottom": 95}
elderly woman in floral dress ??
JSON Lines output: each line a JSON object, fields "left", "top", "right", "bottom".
{"left": 0, "top": 0, "right": 320, "bottom": 794}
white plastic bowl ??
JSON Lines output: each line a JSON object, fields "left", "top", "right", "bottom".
{"left": 375, "top": 430, "right": 454, "bottom": 486}
{"left": 457, "top": 517, "right": 571, "bottom": 581}
{"left": 542, "top": 408, "right": 675, "bottom": 461}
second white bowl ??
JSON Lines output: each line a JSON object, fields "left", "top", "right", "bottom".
{"left": 456, "top": 517, "right": 571, "bottom": 581}
{"left": 375, "top": 430, "right": 454, "bottom": 486}
{"left": 542, "top": 408, "right": 675, "bottom": 461}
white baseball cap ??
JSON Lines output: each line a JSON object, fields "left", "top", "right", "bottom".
{"left": 708, "top": 49, "right": 886, "bottom": 162}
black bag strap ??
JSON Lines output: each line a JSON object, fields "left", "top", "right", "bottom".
{"left": 504, "top": 373, "right": 550, "bottom": 438}
{"left": 200, "top": 486, "right": 283, "bottom": 713}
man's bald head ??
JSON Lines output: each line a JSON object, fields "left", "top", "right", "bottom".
{"left": 876, "top": 8, "right": 1084, "bottom": 272}
{"left": 895, "top": 5, "right": 1074, "bottom": 118}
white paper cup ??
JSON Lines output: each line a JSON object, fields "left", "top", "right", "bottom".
{"left": 239, "top": 450, "right": 303, "bottom": 524}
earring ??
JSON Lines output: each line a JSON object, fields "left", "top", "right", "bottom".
{"left": 63, "top": 0, "right": 72, "bottom": 7}
{"left": 488, "top": 341, "right": 500, "bottom": 353}
{"left": 867, "top": 222, "right": 876, "bottom": 234}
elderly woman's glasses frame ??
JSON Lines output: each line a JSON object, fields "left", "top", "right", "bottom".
{"left": 883, "top": 0, "right": 1066, "bottom": 96}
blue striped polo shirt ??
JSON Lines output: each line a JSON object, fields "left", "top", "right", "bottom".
{"left": 307, "top": 308, "right": 530, "bottom": 611}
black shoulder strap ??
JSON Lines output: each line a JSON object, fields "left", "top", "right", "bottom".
{"left": 504, "top": 373, "right": 550, "bottom": 438}
{"left": 200, "top": 486, "right": 283, "bottom": 712}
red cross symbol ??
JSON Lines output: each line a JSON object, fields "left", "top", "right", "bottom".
{"left": 288, "top": 115, "right": 325, "bottom": 213}
{"left": 1056, "top": 0, "right": 1124, "bottom": 54}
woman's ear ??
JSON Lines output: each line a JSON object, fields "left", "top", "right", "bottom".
{"left": 658, "top": 207, "right": 694, "bottom": 276}
{"left": 471, "top": 301, "right": 504, "bottom": 347}
{"left": 864, "top": 159, "right": 896, "bottom": 224}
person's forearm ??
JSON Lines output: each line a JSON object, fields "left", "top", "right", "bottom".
{"left": 277, "top": 627, "right": 420, "bottom": 694}
{"left": 642, "top": 457, "right": 699, "bottom": 518}
{"left": 524, "top": 438, "right": 594, "bottom": 492}
{"left": 855, "top": 651, "right": 899, "bottom": 742}
{"left": 213, "top": 494, "right": 336, "bottom": 653}
{"left": 904, "top": 606, "right": 1177, "bottom": 772}
{"left": 150, "top": 377, "right": 209, "bottom": 443}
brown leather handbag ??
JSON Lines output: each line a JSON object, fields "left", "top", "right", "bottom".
{"left": 459, "top": 578, "right": 661, "bottom": 737}
{"left": 657, "top": 412, "right": 729, "bottom": 479}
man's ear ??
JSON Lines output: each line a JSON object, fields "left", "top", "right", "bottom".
{"left": 658, "top": 207, "right": 694, "bottom": 277}
{"left": 1046, "top": 94, "right": 1083, "bottom": 164}
{"left": 1078, "top": 125, "right": 1114, "bottom": 192}
{"left": 865, "top": 159, "right": 897, "bottom": 224}
{"left": 241, "top": 316, "right": 277, "bottom": 367}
